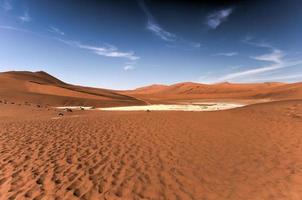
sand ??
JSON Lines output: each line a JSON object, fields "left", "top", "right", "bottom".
{"left": 122, "top": 82, "right": 302, "bottom": 104}
{"left": 1, "top": 71, "right": 302, "bottom": 108}
{"left": 1, "top": 71, "right": 302, "bottom": 199}
{"left": 1, "top": 100, "right": 302, "bottom": 200}
{"left": 0, "top": 71, "right": 146, "bottom": 108}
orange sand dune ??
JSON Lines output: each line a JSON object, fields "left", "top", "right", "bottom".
{"left": 123, "top": 81, "right": 302, "bottom": 103}
{"left": 0, "top": 71, "right": 145, "bottom": 107}
{"left": 1, "top": 71, "right": 302, "bottom": 107}
{"left": 0, "top": 100, "right": 301, "bottom": 199}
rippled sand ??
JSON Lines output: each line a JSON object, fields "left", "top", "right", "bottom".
{"left": 0, "top": 100, "right": 302, "bottom": 200}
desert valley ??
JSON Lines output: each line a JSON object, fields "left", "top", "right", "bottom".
{"left": 0, "top": 71, "right": 301, "bottom": 200}
{"left": 1, "top": 0, "right": 302, "bottom": 199}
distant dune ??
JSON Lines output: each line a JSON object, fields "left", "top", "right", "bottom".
{"left": 123, "top": 81, "right": 302, "bottom": 103}
{"left": 0, "top": 71, "right": 301, "bottom": 107}
{"left": 0, "top": 71, "right": 145, "bottom": 107}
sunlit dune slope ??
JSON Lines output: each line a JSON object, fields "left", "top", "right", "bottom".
{"left": 0, "top": 71, "right": 145, "bottom": 107}
{"left": 1, "top": 70, "right": 301, "bottom": 107}
{"left": 123, "top": 81, "right": 302, "bottom": 102}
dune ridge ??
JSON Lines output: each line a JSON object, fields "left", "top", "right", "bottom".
{"left": 123, "top": 81, "right": 302, "bottom": 104}
{"left": 0, "top": 71, "right": 145, "bottom": 107}
{"left": 1, "top": 70, "right": 301, "bottom": 108}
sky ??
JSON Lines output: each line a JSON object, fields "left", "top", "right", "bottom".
{"left": 0, "top": 0, "right": 302, "bottom": 89}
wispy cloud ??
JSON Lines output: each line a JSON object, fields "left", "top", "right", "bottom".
{"left": 0, "top": 25, "right": 140, "bottom": 72}
{"left": 58, "top": 39, "right": 140, "bottom": 61}
{"left": 48, "top": 26, "right": 64, "bottom": 36}
{"left": 242, "top": 36, "right": 274, "bottom": 48}
{"left": 1, "top": 0, "right": 12, "bottom": 11}
{"left": 213, "top": 52, "right": 238, "bottom": 56}
{"left": 218, "top": 60, "right": 302, "bottom": 81}
{"left": 123, "top": 61, "right": 137, "bottom": 71}
{"left": 138, "top": 0, "right": 176, "bottom": 42}
{"left": 0, "top": 25, "right": 34, "bottom": 34}
{"left": 251, "top": 73, "right": 302, "bottom": 82}
{"left": 0, "top": 25, "right": 138, "bottom": 61}
{"left": 124, "top": 65, "right": 135, "bottom": 71}
{"left": 19, "top": 10, "right": 31, "bottom": 22}
{"left": 138, "top": 0, "right": 200, "bottom": 48}
{"left": 146, "top": 21, "right": 176, "bottom": 42}
{"left": 206, "top": 7, "right": 234, "bottom": 29}
{"left": 216, "top": 40, "right": 302, "bottom": 81}
{"left": 251, "top": 49, "right": 284, "bottom": 64}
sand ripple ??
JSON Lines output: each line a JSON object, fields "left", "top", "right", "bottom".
{"left": 0, "top": 101, "right": 302, "bottom": 199}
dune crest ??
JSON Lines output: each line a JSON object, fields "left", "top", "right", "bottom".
{"left": 0, "top": 71, "right": 145, "bottom": 107}
{"left": 123, "top": 81, "right": 302, "bottom": 104}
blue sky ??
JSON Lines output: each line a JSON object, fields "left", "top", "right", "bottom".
{"left": 0, "top": 0, "right": 302, "bottom": 89}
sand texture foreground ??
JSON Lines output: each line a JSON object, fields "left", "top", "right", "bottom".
{"left": 0, "top": 100, "right": 302, "bottom": 200}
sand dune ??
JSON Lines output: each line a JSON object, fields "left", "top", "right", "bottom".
{"left": 1, "top": 71, "right": 301, "bottom": 107}
{"left": 0, "top": 100, "right": 302, "bottom": 199}
{"left": 123, "top": 81, "right": 302, "bottom": 104}
{"left": 0, "top": 71, "right": 145, "bottom": 107}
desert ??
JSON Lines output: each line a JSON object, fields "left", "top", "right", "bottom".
{"left": 1, "top": 0, "right": 302, "bottom": 199}
{"left": 0, "top": 71, "right": 302, "bottom": 200}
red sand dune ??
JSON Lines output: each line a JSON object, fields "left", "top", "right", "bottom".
{"left": 1, "top": 71, "right": 301, "bottom": 106}
{"left": 123, "top": 81, "right": 302, "bottom": 104}
{"left": 0, "top": 71, "right": 145, "bottom": 107}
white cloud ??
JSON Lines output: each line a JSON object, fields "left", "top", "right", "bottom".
{"left": 138, "top": 0, "right": 176, "bottom": 42}
{"left": 138, "top": 0, "right": 199, "bottom": 49}
{"left": 206, "top": 7, "right": 234, "bottom": 29}
{"left": 217, "top": 46, "right": 302, "bottom": 81}
{"left": 242, "top": 36, "right": 275, "bottom": 49}
{"left": 19, "top": 10, "right": 31, "bottom": 22}
{"left": 146, "top": 20, "right": 176, "bottom": 42}
{"left": 0, "top": 25, "right": 34, "bottom": 34}
{"left": 1, "top": 0, "right": 12, "bottom": 11}
{"left": 58, "top": 39, "right": 140, "bottom": 61}
{"left": 251, "top": 49, "right": 284, "bottom": 64}
{"left": 217, "top": 60, "right": 302, "bottom": 81}
{"left": 251, "top": 73, "right": 302, "bottom": 82}
{"left": 0, "top": 25, "right": 139, "bottom": 61}
{"left": 123, "top": 65, "right": 135, "bottom": 71}
{"left": 214, "top": 52, "right": 238, "bottom": 56}
{"left": 48, "top": 26, "right": 65, "bottom": 36}
{"left": 123, "top": 61, "right": 137, "bottom": 71}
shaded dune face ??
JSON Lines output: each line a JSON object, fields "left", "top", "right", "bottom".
{"left": 0, "top": 71, "right": 145, "bottom": 107}
{"left": 24, "top": 82, "right": 113, "bottom": 100}
{"left": 0, "top": 100, "right": 301, "bottom": 199}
